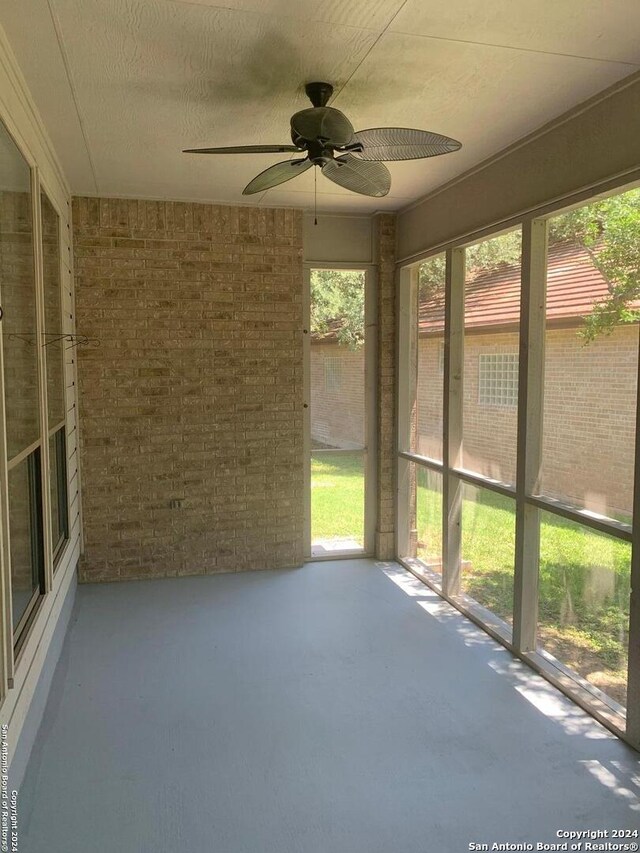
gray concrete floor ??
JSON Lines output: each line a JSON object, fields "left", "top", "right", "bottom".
{"left": 18, "top": 560, "right": 640, "bottom": 852}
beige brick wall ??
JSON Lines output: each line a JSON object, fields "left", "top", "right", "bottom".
{"left": 541, "top": 324, "right": 637, "bottom": 518}
{"left": 73, "top": 197, "right": 304, "bottom": 582}
{"left": 375, "top": 214, "right": 396, "bottom": 559}
{"left": 310, "top": 341, "right": 365, "bottom": 449}
{"left": 314, "top": 318, "right": 637, "bottom": 525}
{"left": 417, "top": 324, "right": 638, "bottom": 517}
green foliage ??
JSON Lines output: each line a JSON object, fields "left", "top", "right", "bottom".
{"left": 418, "top": 230, "right": 522, "bottom": 302}
{"left": 416, "top": 481, "right": 630, "bottom": 687}
{"left": 549, "top": 189, "right": 640, "bottom": 342}
{"left": 417, "top": 190, "right": 640, "bottom": 342}
{"left": 310, "top": 269, "right": 366, "bottom": 349}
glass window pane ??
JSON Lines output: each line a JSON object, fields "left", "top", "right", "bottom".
{"left": 310, "top": 269, "right": 365, "bottom": 554}
{"left": 41, "top": 190, "right": 65, "bottom": 428}
{"left": 51, "top": 426, "right": 68, "bottom": 564}
{"left": 463, "top": 230, "right": 522, "bottom": 485}
{"left": 49, "top": 432, "right": 59, "bottom": 543}
{"left": 541, "top": 190, "right": 639, "bottom": 520}
{"left": 461, "top": 483, "right": 515, "bottom": 627}
{"left": 8, "top": 454, "right": 43, "bottom": 633}
{"left": 416, "top": 254, "right": 445, "bottom": 460}
{"left": 538, "top": 511, "right": 629, "bottom": 709}
{"left": 0, "top": 120, "right": 39, "bottom": 459}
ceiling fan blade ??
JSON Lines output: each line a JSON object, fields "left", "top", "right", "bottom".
{"left": 321, "top": 154, "right": 391, "bottom": 198}
{"left": 290, "top": 107, "right": 354, "bottom": 146}
{"left": 243, "top": 158, "right": 312, "bottom": 195}
{"left": 183, "top": 144, "right": 302, "bottom": 154}
{"left": 351, "top": 127, "right": 461, "bottom": 161}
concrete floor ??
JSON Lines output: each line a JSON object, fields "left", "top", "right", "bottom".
{"left": 18, "top": 560, "right": 640, "bottom": 852}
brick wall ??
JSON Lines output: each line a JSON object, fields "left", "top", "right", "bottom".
{"left": 318, "top": 319, "right": 638, "bottom": 523}
{"left": 460, "top": 330, "right": 519, "bottom": 485}
{"left": 416, "top": 336, "right": 444, "bottom": 461}
{"left": 310, "top": 341, "right": 364, "bottom": 449}
{"left": 375, "top": 214, "right": 396, "bottom": 559}
{"left": 417, "top": 324, "right": 638, "bottom": 517}
{"left": 541, "top": 324, "right": 637, "bottom": 518}
{"left": 73, "top": 197, "right": 304, "bottom": 582}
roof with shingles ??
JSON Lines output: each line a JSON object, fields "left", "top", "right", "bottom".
{"left": 419, "top": 241, "right": 617, "bottom": 335}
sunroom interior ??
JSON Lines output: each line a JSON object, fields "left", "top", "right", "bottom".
{"left": 0, "top": 1, "right": 640, "bottom": 850}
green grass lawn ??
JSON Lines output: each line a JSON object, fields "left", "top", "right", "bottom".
{"left": 415, "top": 469, "right": 630, "bottom": 706}
{"left": 311, "top": 451, "right": 365, "bottom": 544}
{"left": 312, "top": 453, "right": 629, "bottom": 706}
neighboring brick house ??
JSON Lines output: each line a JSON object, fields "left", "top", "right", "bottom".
{"left": 310, "top": 340, "right": 365, "bottom": 449}
{"left": 311, "top": 242, "right": 638, "bottom": 518}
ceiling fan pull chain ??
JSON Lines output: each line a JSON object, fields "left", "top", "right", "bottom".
{"left": 314, "top": 166, "right": 318, "bottom": 226}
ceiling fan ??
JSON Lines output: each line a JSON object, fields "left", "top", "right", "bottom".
{"left": 183, "top": 82, "right": 461, "bottom": 198}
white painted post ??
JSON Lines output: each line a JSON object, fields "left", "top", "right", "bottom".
{"left": 302, "top": 265, "right": 311, "bottom": 560}
{"left": 513, "top": 218, "right": 548, "bottom": 652}
{"left": 442, "top": 248, "right": 464, "bottom": 598}
{"left": 396, "top": 266, "right": 418, "bottom": 558}
{"left": 365, "top": 267, "right": 378, "bottom": 556}
{"left": 626, "top": 330, "right": 640, "bottom": 748}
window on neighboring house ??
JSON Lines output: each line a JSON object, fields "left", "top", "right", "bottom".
{"left": 478, "top": 353, "right": 519, "bottom": 407}
{"left": 324, "top": 356, "right": 342, "bottom": 392}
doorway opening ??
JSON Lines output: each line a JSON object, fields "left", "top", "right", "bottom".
{"left": 304, "top": 267, "right": 376, "bottom": 558}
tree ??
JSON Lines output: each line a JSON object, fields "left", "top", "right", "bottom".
{"left": 310, "top": 269, "right": 366, "bottom": 349}
{"left": 548, "top": 189, "right": 640, "bottom": 342}
{"left": 419, "top": 190, "right": 640, "bottom": 344}
{"left": 418, "top": 230, "right": 522, "bottom": 301}
{"left": 311, "top": 188, "right": 640, "bottom": 348}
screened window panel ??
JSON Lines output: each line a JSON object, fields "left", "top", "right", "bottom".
{"left": 416, "top": 254, "right": 445, "bottom": 461}
{"left": 462, "top": 229, "right": 522, "bottom": 486}
{"left": 540, "top": 193, "right": 639, "bottom": 521}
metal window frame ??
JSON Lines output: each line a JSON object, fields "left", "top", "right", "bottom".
{"left": 303, "top": 263, "right": 377, "bottom": 560}
{"left": 396, "top": 199, "right": 640, "bottom": 749}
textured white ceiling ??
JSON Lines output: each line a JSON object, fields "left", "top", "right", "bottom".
{"left": 1, "top": 0, "right": 639, "bottom": 213}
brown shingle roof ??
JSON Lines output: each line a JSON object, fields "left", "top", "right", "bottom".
{"left": 419, "top": 241, "right": 618, "bottom": 336}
